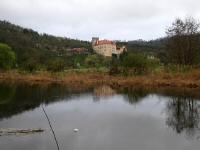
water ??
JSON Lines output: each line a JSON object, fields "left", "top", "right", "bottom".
{"left": 0, "top": 83, "right": 200, "bottom": 150}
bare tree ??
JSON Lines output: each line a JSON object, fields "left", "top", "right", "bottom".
{"left": 166, "top": 17, "right": 200, "bottom": 65}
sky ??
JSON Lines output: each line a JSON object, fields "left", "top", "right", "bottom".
{"left": 0, "top": 0, "right": 200, "bottom": 41}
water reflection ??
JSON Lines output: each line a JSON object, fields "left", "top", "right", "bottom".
{"left": 0, "top": 83, "right": 86, "bottom": 120}
{"left": 122, "top": 87, "right": 149, "bottom": 104}
{"left": 93, "top": 85, "right": 116, "bottom": 101}
{"left": 0, "top": 83, "right": 16, "bottom": 105}
{"left": 0, "top": 84, "right": 200, "bottom": 150}
{"left": 1, "top": 82, "right": 200, "bottom": 141}
{"left": 166, "top": 95, "right": 200, "bottom": 139}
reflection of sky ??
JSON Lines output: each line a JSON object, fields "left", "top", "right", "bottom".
{"left": 0, "top": 94, "right": 200, "bottom": 150}
{"left": 47, "top": 94, "right": 167, "bottom": 118}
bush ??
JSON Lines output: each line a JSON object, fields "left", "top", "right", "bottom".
{"left": 47, "top": 58, "right": 65, "bottom": 72}
{"left": 72, "top": 54, "right": 87, "bottom": 68}
{"left": 22, "top": 58, "right": 39, "bottom": 72}
{"left": 147, "top": 57, "right": 161, "bottom": 70}
{"left": 0, "top": 43, "right": 16, "bottom": 70}
{"left": 122, "top": 53, "right": 146, "bottom": 68}
{"left": 121, "top": 53, "right": 160, "bottom": 75}
{"left": 121, "top": 53, "right": 148, "bottom": 74}
{"left": 85, "top": 54, "right": 111, "bottom": 68}
{"left": 109, "top": 57, "right": 121, "bottom": 75}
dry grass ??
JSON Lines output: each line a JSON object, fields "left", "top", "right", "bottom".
{"left": 1, "top": 69, "right": 200, "bottom": 89}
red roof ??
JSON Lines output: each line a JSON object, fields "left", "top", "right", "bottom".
{"left": 71, "top": 48, "right": 87, "bottom": 53}
{"left": 95, "top": 40, "right": 115, "bottom": 46}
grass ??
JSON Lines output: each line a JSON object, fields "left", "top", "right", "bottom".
{"left": 1, "top": 67, "right": 200, "bottom": 89}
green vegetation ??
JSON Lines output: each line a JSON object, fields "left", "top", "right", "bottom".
{"left": 0, "top": 43, "right": 16, "bottom": 70}
{"left": 116, "top": 38, "right": 167, "bottom": 63}
{"left": 0, "top": 20, "right": 92, "bottom": 71}
{"left": 85, "top": 54, "right": 111, "bottom": 68}
{"left": 0, "top": 17, "right": 200, "bottom": 76}
{"left": 47, "top": 58, "right": 65, "bottom": 72}
{"left": 121, "top": 53, "right": 160, "bottom": 74}
{"left": 122, "top": 53, "right": 147, "bottom": 68}
{"left": 108, "top": 52, "right": 160, "bottom": 75}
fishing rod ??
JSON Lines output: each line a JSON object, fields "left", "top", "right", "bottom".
{"left": 42, "top": 105, "right": 60, "bottom": 150}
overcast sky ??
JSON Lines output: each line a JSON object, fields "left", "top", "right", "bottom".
{"left": 0, "top": 0, "right": 200, "bottom": 41}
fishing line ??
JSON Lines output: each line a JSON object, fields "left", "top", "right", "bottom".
{"left": 42, "top": 105, "right": 60, "bottom": 150}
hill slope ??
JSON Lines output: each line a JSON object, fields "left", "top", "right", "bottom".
{"left": 0, "top": 20, "right": 92, "bottom": 67}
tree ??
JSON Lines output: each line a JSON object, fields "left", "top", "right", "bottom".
{"left": 73, "top": 54, "right": 87, "bottom": 68}
{"left": 166, "top": 96, "right": 200, "bottom": 138}
{"left": 0, "top": 43, "right": 16, "bottom": 70}
{"left": 47, "top": 58, "right": 65, "bottom": 72}
{"left": 122, "top": 53, "right": 147, "bottom": 68}
{"left": 109, "top": 57, "right": 120, "bottom": 75}
{"left": 166, "top": 17, "right": 200, "bottom": 65}
{"left": 121, "top": 53, "right": 149, "bottom": 75}
{"left": 0, "top": 21, "right": 92, "bottom": 70}
{"left": 21, "top": 49, "right": 40, "bottom": 72}
{"left": 24, "top": 58, "right": 40, "bottom": 72}
{"left": 85, "top": 54, "right": 109, "bottom": 68}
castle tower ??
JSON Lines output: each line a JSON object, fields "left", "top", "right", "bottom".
{"left": 92, "top": 37, "right": 99, "bottom": 46}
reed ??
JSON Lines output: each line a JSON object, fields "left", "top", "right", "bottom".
{"left": 1, "top": 69, "right": 200, "bottom": 89}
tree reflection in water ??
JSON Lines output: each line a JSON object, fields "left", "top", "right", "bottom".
{"left": 93, "top": 85, "right": 116, "bottom": 101}
{"left": 122, "top": 87, "right": 148, "bottom": 104}
{"left": 166, "top": 96, "right": 200, "bottom": 139}
{"left": 0, "top": 82, "right": 88, "bottom": 120}
{"left": 1, "top": 82, "right": 200, "bottom": 140}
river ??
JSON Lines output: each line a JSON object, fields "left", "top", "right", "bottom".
{"left": 0, "top": 83, "right": 200, "bottom": 150}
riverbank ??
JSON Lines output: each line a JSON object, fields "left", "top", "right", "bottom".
{"left": 1, "top": 69, "right": 200, "bottom": 89}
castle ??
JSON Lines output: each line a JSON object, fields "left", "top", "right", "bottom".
{"left": 92, "top": 37, "right": 126, "bottom": 57}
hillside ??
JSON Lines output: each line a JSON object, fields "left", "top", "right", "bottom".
{"left": 0, "top": 20, "right": 92, "bottom": 68}
{"left": 0, "top": 20, "right": 170, "bottom": 70}
{"left": 116, "top": 38, "right": 168, "bottom": 63}
{"left": 128, "top": 38, "right": 167, "bottom": 53}
{"left": 117, "top": 38, "right": 167, "bottom": 54}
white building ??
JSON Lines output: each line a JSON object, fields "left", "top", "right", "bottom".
{"left": 92, "top": 37, "right": 126, "bottom": 57}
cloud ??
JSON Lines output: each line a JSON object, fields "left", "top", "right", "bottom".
{"left": 0, "top": 0, "right": 200, "bottom": 40}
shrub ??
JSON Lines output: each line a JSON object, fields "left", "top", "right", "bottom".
{"left": 23, "top": 58, "right": 39, "bottom": 72}
{"left": 85, "top": 54, "right": 111, "bottom": 68}
{"left": 122, "top": 53, "right": 148, "bottom": 74}
{"left": 47, "top": 58, "right": 65, "bottom": 72}
{"left": 109, "top": 57, "right": 121, "bottom": 75}
{"left": 0, "top": 43, "right": 16, "bottom": 70}
{"left": 121, "top": 53, "right": 160, "bottom": 75}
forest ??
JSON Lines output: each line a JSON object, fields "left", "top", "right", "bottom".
{"left": 0, "top": 17, "right": 200, "bottom": 75}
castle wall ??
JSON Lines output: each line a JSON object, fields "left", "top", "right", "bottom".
{"left": 92, "top": 37, "right": 125, "bottom": 57}
{"left": 93, "top": 44, "right": 116, "bottom": 57}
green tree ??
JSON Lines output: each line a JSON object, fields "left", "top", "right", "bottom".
{"left": 0, "top": 21, "right": 92, "bottom": 70}
{"left": 47, "top": 58, "right": 65, "bottom": 72}
{"left": 0, "top": 43, "right": 16, "bottom": 70}
{"left": 85, "top": 54, "right": 101, "bottom": 68}
{"left": 109, "top": 56, "right": 121, "bottom": 75}
{"left": 24, "top": 58, "right": 40, "bottom": 72}
{"left": 73, "top": 54, "right": 87, "bottom": 68}
{"left": 122, "top": 53, "right": 147, "bottom": 68}
{"left": 20, "top": 49, "right": 40, "bottom": 72}
{"left": 121, "top": 53, "right": 159, "bottom": 75}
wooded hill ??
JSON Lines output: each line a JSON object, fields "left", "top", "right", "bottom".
{"left": 0, "top": 20, "right": 167, "bottom": 56}
{"left": 117, "top": 38, "right": 167, "bottom": 56}
{"left": 0, "top": 20, "right": 169, "bottom": 70}
{"left": 0, "top": 20, "right": 92, "bottom": 68}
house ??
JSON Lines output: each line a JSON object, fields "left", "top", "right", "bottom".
{"left": 92, "top": 37, "right": 126, "bottom": 57}
{"left": 68, "top": 47, "right": 89, "bottom": 55}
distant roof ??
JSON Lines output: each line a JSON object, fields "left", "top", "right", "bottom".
{"left": 94, "top": 40, "right": 115, "bottom": 46}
